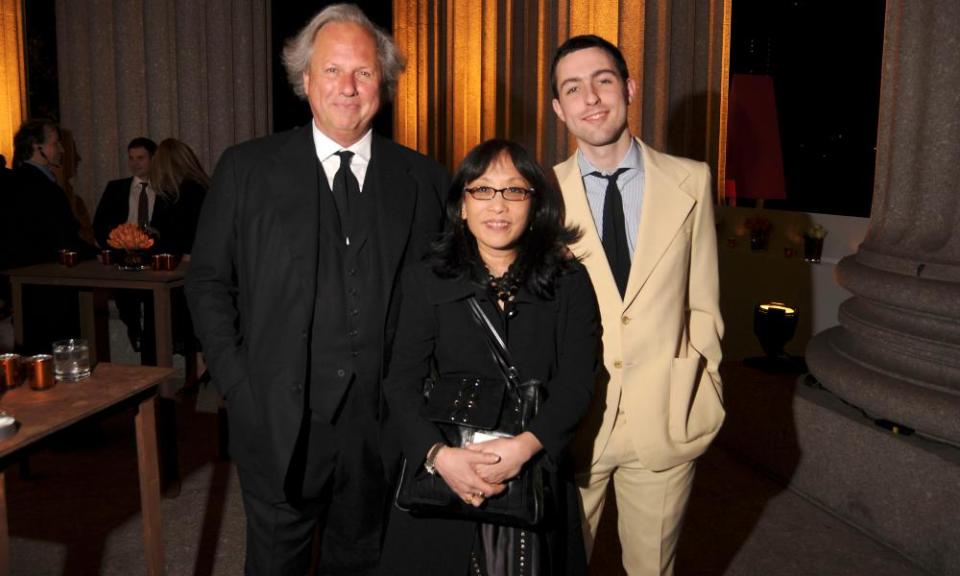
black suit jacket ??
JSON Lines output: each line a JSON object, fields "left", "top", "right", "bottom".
{"left": 9, "top": 163, "right": 93, "bottom": 265}
{"left": 379, "top": 261, "right": 600, "bottom": 574}
{"left": 93, "top": 177, "right": 205, "bottom": 254}
{"left": 92, "top": 177, "right": 134, "bottom": 248}
{"left": 185, "top": 125, "right": 448, "bottom": 501}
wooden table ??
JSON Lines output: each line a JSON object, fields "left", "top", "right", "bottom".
{"left": 4, "top": 260, "right": 187, "bottom": 380}
{"left": 3, "top": 260, "right": 192, "bottom": 493}
{"left": 0, "top": 363, "right": 173, "bottom": 576}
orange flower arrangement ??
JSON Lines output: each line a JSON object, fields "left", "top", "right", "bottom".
{"left": 107, "top": 223, "right": 155, "bottom": 251}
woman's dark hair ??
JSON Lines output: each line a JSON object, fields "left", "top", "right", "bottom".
{"left": 431, "top": 139, "right": 581, "bottom": 299}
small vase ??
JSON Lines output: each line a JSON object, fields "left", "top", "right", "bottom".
{"left": 803, "top": 236, "right": 824, "bottom": 263}
{"left": 749, "top": 230, "right": 770, "bottom": 251}
{"left": 118, "top": 250, "right": 149, "bottom": 271}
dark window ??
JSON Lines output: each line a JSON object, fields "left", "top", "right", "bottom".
{"left": 728, "top": 0, "right": 886, "bottom": 217}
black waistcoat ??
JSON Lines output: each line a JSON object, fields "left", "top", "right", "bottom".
{"left": 308, "top": 162, "right": 382, "bottom": 421}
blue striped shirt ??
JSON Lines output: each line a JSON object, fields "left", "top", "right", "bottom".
{"left": 577, "top": 140, "right": 645, "bottom": 263}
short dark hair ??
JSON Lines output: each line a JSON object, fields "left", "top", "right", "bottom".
{"left": 431, "top": 139, "right": 581, "bottom": 299}
{"left": 13, "top": 119, "right": 59, "bottom": 167}
{"left": 128, "top": 137, "right": 158, "bottom": 156}
{"left": 551, "top": 34, "right": 630, "bottom": 99}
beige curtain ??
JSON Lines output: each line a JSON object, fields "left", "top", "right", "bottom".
{"left": 55, "top": 0, "right": 271, "bottom": 211}
{"left": 0, "top": 0, "right": 25, "bottom": 163}
{"left": 394, "top": 0, "right": 729, "bottom": 191}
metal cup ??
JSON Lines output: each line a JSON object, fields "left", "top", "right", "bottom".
{"left": 25, "top": 354, "right": 56, "bottom": 391}
{"left": 151, "top": 253, "right": 176, "bottom": 271}
{"left": 0, "top": 353, "right": 24, "bottom": 390}
{"left": 61, "top": 250, "right": 78, "bottom": 267}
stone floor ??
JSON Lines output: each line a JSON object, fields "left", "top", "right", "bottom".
{"left": 2, "top": 310, "right": 934, "bottom": 575}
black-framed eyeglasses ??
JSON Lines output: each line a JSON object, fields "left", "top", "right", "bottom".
{"left": 464, "top": 186, "right": 535, "bottom": 201}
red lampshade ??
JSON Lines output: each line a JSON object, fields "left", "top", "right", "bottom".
{"left": 726, "top": 74, "right": 786, "bottom": 201}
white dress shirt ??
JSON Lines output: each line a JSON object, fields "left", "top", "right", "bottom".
{"left": 126, "top": 176, "right": 156, "bottom": 224}
{"left": 311, "top": 123, "right": 372, "bottom": 192}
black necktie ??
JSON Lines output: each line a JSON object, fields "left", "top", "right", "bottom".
{"left": 332, "top": 151, "right": 359, "bottom": 242}
{"left": 594, "top": 168, "right": 631, "bottom": 298}
{"left": 137, "top": 182, "right": 149, "bottom": 227}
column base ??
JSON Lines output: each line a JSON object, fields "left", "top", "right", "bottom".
{"left": 807, "top": 326, "right": 960, "bottom": 446}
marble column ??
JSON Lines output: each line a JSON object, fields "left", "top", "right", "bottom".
{"left": 807, "top": 0, "right": 960, "bottom": 444}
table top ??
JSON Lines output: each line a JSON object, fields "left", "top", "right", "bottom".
{"left": 1, "top": 259, "right": 188, "bottom": 289}
{"left": 0, "top": 363, "right": 174, "bottom": 460}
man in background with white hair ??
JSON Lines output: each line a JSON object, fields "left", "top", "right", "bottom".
{"left": 186, "top": 4, "right": 448, "bottom": 574}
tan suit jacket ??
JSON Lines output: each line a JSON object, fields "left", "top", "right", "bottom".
{"left": 556, "top": 138, "right": 724, "bottom": 472}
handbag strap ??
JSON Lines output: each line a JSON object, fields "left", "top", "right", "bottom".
{"left": 467, "top": 296, "right": 521, "bottom": 391}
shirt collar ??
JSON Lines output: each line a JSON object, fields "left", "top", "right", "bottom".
{"left": 25, "top": 159, "right": 57, "bottom": 182}
{"left": 132, "top": 175, "right": 150, "bottom": 189}
{"left": 311, "top": 123, "right": 373, "bottom": 165}
{"left": 577, "top": 138, "right": 642, "bottom": 178}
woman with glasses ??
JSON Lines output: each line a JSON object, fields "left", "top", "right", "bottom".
{"left": 379, "top": 139, "right": 600, "bottom": 575}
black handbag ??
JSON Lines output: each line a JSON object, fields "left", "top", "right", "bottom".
{"left": 395, "top": 296, "right": 546, "bottom": 528}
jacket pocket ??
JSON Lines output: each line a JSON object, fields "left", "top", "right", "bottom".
{"left": 667, "top": 356, "right": 724, "bottom": 443}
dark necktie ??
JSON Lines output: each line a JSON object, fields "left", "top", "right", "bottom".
{"left": 137, "top": 182, "right": 149, "bottom": 227}
{"left": 593, "top": 168, "right": 631, "bottom": 298}
{"left": 332, "top": 151, "right": 359, "bottom": 243}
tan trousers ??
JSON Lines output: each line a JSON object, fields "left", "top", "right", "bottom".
{"left": 577, "top": 413, "right": 696, "bottom": 576}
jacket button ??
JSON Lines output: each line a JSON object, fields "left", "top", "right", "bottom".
{"left": 351, "top": 308, "right": 359, "bottom": 316}
{"left": 292, "top": 384, "right": 302, "bottom": 393}
{"left": 337, "top": 368, "right": 346, "bottom": 377}
{"left": 613, "top": 360, "right": 623, "bottom": 369}
{"left": 621, "top": 316, "right": 631, "bottom": 325}
{"left": 348, "top": 329, "right": 358, "bottom": 337}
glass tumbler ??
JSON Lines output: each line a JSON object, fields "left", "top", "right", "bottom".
{"left": 53, "top": 339, "right": 92, "bottom": 381}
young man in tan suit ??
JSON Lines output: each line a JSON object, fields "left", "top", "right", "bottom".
{"left": 550, "top": 35, "right": 725, "bottom": 575}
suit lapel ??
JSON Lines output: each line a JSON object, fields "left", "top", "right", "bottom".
{"left": 557, "top": 141, "right": 697, "bottom": 311}
{"left": 622, "top": 140, "right": 695, "bottom": 308}
{"left": 370, "top": 135, "right": 417, "bottom": 296}
{"left": 556, "top": 155, "right": 622, "bottom": 306}
{"left": 270, "top": 125, "right": 321, "bottom": 300}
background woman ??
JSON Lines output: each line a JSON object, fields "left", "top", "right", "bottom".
{"left": 148, "top": 137, "right": 209, "bottom": 255}
{"left": 147, "top": 137, "right": 209, "bottom": 362}
{"left": 380, "top": 139, "right": 600, "bottom": 575}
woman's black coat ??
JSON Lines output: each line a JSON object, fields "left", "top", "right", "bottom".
{"left": 379, "top": 260, "right": 601, "bottom": 575}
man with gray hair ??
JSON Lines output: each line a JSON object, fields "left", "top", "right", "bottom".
{"left": 186, "top": 4, "right": 448, "bottom": 574}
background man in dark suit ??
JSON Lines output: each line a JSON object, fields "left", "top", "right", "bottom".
{"left": 92, "top": 137, "right": 158, "bottom": 248}
{"left": 10, "top": 119, "right": 93, "bottom": 265}
{"left": 92, "top": 137, "right": 158, "bottom": 354}
{"left": 9, "top": 119, "right": 94, "bottom": 353}
{"left": 185, "top": 4, "right": 448, "bottom": 575}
